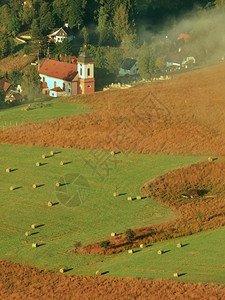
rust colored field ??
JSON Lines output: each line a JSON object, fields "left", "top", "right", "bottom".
{"left": 1, "top": 63, "right": 225, "bottom": 155}
{"left": 82, "top": 161, "right": 225, "bottom": 254}
{"left": 0, "top": 260, "right": 224, "bottom": 300}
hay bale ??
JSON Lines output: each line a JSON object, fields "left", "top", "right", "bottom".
{"left": 208, "top": 157, "right": 213, "bottom": 162}
{"left": 36, "top": 162, "right": 41, "bottom": 167}
{"left": 56, "top": 182, "right": 61, "bottom": 187}
{"left": 136, "top": 196, "right": 141, "bottom": 200}
{"left": 158, "top": 249, "right": 163, "bottom": 255}
{"left": 48, "top": 201, "right": 53, "bottom": 207}
{"left": 128, "top": 249, "right": 133, "bottom": 254}
{"left": 32, "top": 184, "right": 37, "bottom": 189}
{"left": 32, "top": 243, "right": 37, "bottom": 248}
{"left": 50, "top": 150, "right": 55, "bottom": 155}
{"left": 25, "top": 231, "right": 31, "bottom": 237}
{"left": 173, "top": 273, "right": 179, "bottom": 278}
{"left": 60, "top": 161, "right": 65, "bottom": 166}
{"left": 96, "top": 270, "right": 101, "bottom": 276}
{"left": 6, "top": 168, "right": 11, "bottom": 173}
{"left": 9, "top": 186, "right": 16, "bottom": 191}
{"left": 140, "top": 244, "right": 145, "bottom": 248}
{"left": 31, "top": 224, "right": 36, "bottom": 229}
{"left": 110, "top": 151, "right": 115, "bottom": 156}
{"left": 113, "top": 192, "right": 119, "bottom": 197}
{"left": 111, "top": 232, "right": 116, "bottom": 237}
{"left": 42, "top": 154, "right": 46, "bottom": 159}
{"left": 59, "top": 268, "right": 65, "bottom": 274}
{"left": 127, "top": 196, "right": 132, "bottom": 201}
{"left": 177, "top": 243, "right": 182, "bottom": 248}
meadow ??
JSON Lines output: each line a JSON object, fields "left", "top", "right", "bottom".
{"left": 0, "top": 143, "right": 210, "bottom": 282}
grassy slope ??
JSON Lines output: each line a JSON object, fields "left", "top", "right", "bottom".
{"left": 0, "top": 101, "right": 91, "bottom": 129}
{"left": 0, "top": 144, "right": 207, "bottom": 280}
{"left": 96, "top": 228, "right": 225, "bottom": 284}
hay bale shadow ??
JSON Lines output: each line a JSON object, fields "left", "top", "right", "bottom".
{"left": 118, "top": 193, "right": 127, "bottom": 196}
{"left": 14, "top": 186, "right": 22, "bottom": 190}
{"left": 52, "top": 202, "right": 59, "bottom": 206}
{"left": 35, "top": 224, "right": 45, "bottom": 228}
{"left": 61, "top": 182, "right": 70, "bottom": 187}
{"left": 134, "top": 249, "right": 141, "bottom": 253}
{"left": 37, "top": 243, "right": 46, "bottom": 247}
{"left": 64, "top": 268, "right": 73, "bottom": 273}
{"left": 63, "top": 161, "right": 72, "bottom": 165}
{"left": 101, "top": 271, "right": 109, "bottom": 275}
{"left": 181, "top": 243, "right": 189, "bottom": 247}
{"left": 54, "top": 151, "right": 61, "bottom": 155}
{"left": 179, "top": 273, "right": 187, "bottom": 277}
{"left": 163, "top": 250, "right": 171, "bottom": 254}
{"left": 37, "top": 184, "right": 45, "bottom": 188}
{"left": 40, "top": 163, "right": 48, "bottom": 166}
{"left": 31, "top": 232, "right": 39, "bottom": 236}
{"left": 11, "top": 168, "right": 18, "bottom": 172}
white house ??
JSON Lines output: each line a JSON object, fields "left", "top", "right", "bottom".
{"left": 119, "top": 58, "right": 139, "bottom": 76}
{"left": 48, "top": 24, "right": 74, "bottom": 43}
{"left": 182, "top": 56, "right": 196, "bottom": 68}
{"left": 39, "top": 52, "right": 95, "bottom": 97}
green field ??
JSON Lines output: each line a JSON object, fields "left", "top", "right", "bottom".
{"left": 0, "top": 100, "right": 91, "bottom": 129}
{"left": 0, "top": 143, "right": 212, "bottom": 282}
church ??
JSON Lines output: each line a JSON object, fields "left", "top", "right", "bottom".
{"left": 38, "top": 52, "right": 95, "bottom": 97}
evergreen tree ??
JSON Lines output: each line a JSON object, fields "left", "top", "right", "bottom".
{"left": 97, "top": 6, "right": 112, "bottom": 45}
{"left": 31, "top": 19, "right": 42, "bottom": 39}
{"left": 22, "top": 66, "right": 42, "bottom": 101}
{"left": 138, "top": 42, "right": 156, "bottom": 80}
{"left": 113, "top": 4, "right": 131, "bottom": 42}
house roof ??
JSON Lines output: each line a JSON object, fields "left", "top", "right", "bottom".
{"left": 120, "top": 58, "right": 137, "bottom": 71}
{"left": 62, "top": 25, "right": 73, "bottom": 36}
{"left": 78, "top": 51, "right": 93, "bottom": 63}
{"left": 51, "top": 56, "right": 77, "bottom": 63}
{"left": 39, "top": 59, "right": 77, "bottom": 81}
{"left": 0, "top": 77, "right": 12, "bottom": 93}
{"left": 49, "top": 25, "right": 73, "bottom": 38}
{"left": 50, "top": 87, "right": 63, "bottom": 92}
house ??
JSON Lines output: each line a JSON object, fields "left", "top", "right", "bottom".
{"left": 182, "top": 56, "right": 196, "bottom": 68}
{"left": 39, "top": 51, "right": 95, "bottom": 97}
{"left": 119, "top": 58, "right": 139, "bottom": 76}
{"left": 48, "top": 24, "right": 74, "bottom": 43}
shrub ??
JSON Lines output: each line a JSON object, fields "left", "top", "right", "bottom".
{"left": 125, "top": 229, "right": 136, "bottom": 241}
{"left": 99, "top": 240, "right": 110, "bottom": 248}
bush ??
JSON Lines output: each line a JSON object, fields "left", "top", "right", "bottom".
{"left": 125, "top": 229, "right": 136, "bottom": 241}
{"left": 99, "top": 240, "right": 110, "bottom": 248}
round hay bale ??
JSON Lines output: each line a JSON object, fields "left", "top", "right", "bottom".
{"left": 9, "top": 186, "right": 16, "bottom": 191}
{"left": 208, "top": 157, "right": 213, "bottom": 162}
{"left": 96, "top": 270, "right": 101, "bottom": 276}
{"left": 31, "top": 224, "right": 36, "bottom": 229}
{"left": 177, "top": 243, "right": 182, "bottom": 248}
{"left": 60, "top": 161, "right": 65, "bottom": 166}
{"left": 113, "top": 192, "right": 119, "bottom": 197}
{"left": 42, "top": 154, "right": 46, "bottom": 159}
{"left": 136, "top": 196, "right": 141, "bottom": 200}
{"left": 36, "top": 162, "right": 41, "bottom": 167}
{"left": 140, "top": 244, "right": 145, "bottom": 248}
{"left": 6, "top": 168, "right": 11, "bottom": 173}
{"left": 32, "top": 184, "right": 37, "bottom": 189}
{"left": 32, "top": 243, "right": 37, "bottom": 248}
{"left": 48, "top": 201, "right": 53, "bottom": 207}
{"left": 173, "top": 273, "right": 179, "bottom": 278}
{"left": 56, "top": 182, "right": 61, "bottom": 187}
{"left": 50, "top": 150, "right": 55, "bottom": 155}
{"left": 127, "top": 196, "right": 132, "bottom": 201}
{"left": 110, "top": 151, "right": 115, "bottom": 156}
{"left": 158, "top": 249, "right": 163, "bottom": 255}
{"left": 128, "top": 249, "right": 133, "bottom": 254}
{"left": 59, "top": 268, "right": 65, "bottom": 274}
{"left": 111, "top": 232, "right": 116, "bottom": 237}
{"left": 25, "top": 231, "right": 31, "bottom": 237}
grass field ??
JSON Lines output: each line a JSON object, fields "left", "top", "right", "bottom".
{"left": 0, "top": 144, "right": 209, "bottom": 281}
{"left": 0, "top": 100, "right": 91, "bottom": 129}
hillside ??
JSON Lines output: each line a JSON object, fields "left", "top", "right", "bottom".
{"left": 1, "top": 63, "right": 225, "bottom": 156}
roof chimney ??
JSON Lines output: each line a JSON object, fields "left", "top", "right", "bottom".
{"left": 65, "top": 23, "right": 69, "bottom": 28}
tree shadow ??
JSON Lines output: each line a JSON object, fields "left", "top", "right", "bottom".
{"left": 101, "top": 271, "right": 109, "bottom": 275}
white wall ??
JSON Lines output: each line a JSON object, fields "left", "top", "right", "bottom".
{"left": 40, "top": 74, "right": 72, "bottom": 96}
{"left": 119, "top": 63, "right": 138, "bottom": 76}
{"left": 78, "top": 63, "right": 94, "bottom": 79}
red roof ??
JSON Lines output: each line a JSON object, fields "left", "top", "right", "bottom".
{"left": 0, "top": 77, "right": 12, "bottom": 92}
{"left": 50, "top": 87, "right": 63, "bottom": 92}
{"left": 51, "top": 56, "right": 77, "bottom": 64}
{"left": 39, "top": 59, "right": 77, "bottom": 81}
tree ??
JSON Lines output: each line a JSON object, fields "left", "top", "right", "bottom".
{"left": 0, "top": 90, "right": 6, "bottom": 103}
{"left": 7, "top": 14, "right": 21, "bottom": 36}
{"left": 80, "top": 26, "right": 89, "bottom": 44}
{"left": 97, "top": 6, "right": 111, "bottom": 45}
{"left": 68, "top": 0, "right": 87, "bottom": 28}
{"left": 104, "top": 47, "right": 125, "bottom": 74}
{"left": 138, "top": 42, "right": 156, "bottom": 80}
{"left": 56, "top": 38, "right": 72, "bottom": 56}
{"left": 40, "top": 2, "right": 55, "bottom": 34}
{"left": 31, "top": 19, "right": 41, "bottom": 39}
{"left": 22, "top": 66, "right": 42, "bottom": 101}
{"left": 113, "top": 4, "right": 131, "bottom": 42}
{"left": 8, "top": 71, "right": 23, "bottom": 86}
{"left": 0, "top": 31, "right": 15, "bottom": 59}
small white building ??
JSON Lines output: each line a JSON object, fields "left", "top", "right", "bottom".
{"left": 182, "top": 56, "right": 196, "bottom": 68}
{"left": 119, "top": 58, "right": 138, "bottom": 76}
{"left": 48, "top": 24, "right": 74, "bottom": 43}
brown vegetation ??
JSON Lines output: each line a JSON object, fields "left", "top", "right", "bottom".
{"left": 2, "top": 63, "right": 225, "bottom": 155}
{"left": 0, "top": 260, "right": 224, "bottom": 300}
{"left": 81, "top": 161, "right": 225, "bottom": 254}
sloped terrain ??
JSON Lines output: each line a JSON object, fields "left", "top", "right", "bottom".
{"left": 0, "top": 260, "right": 224, "bottom": 300}
{"left": 1, "top": 63, "right": 225, "bottom": 155}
